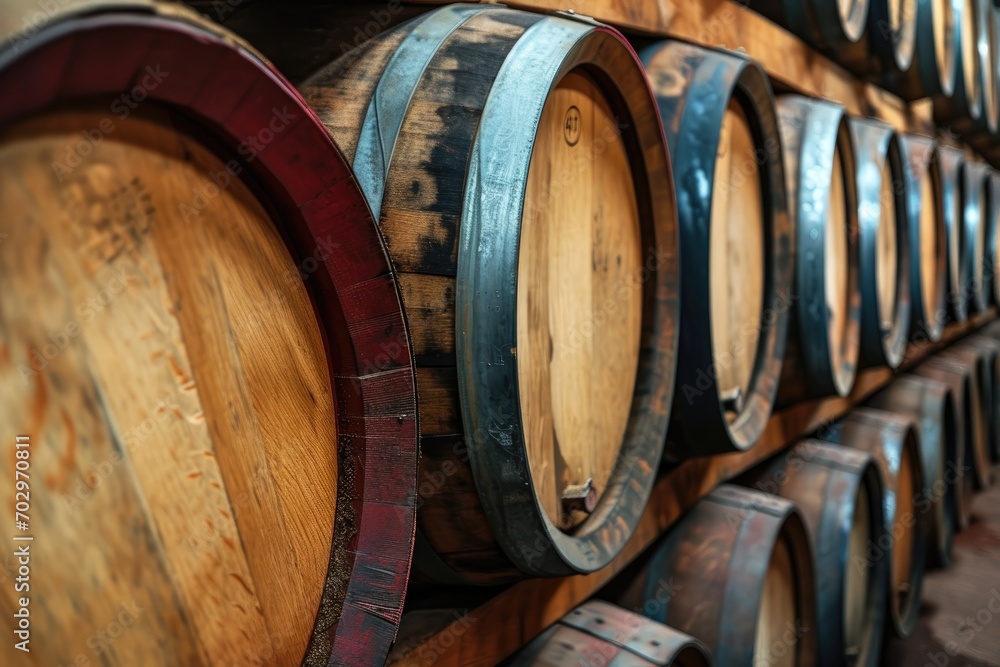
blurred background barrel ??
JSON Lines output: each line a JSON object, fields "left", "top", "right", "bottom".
{"left": 508, "top": 601, "right": 712, "bottom": 667}
{"left": 775, "top": 97, "right": 861, "bottom": 406}
{"left": 939, "top": 146, "right": 971, "bottom": 321}
{"left": 899, "top": 135, "right": 948, "bottom": 341}
{"left": 0, "top": 3, "right": 420, "bottom": 667}
{"left": 642, "top": 41, "right": 792, "bottom": 456}
{"left": 963, "top": 161, "right": 991, "bottom": 313}
{"left": 612, "top": 485, "right": 817, "bottom": 667}
{"left": 749, "top": 0, "right": 870, "bottom": 56}
{"left": 303, "top": 5, "right": 681, "bottom": 583}
{"left": 819, "top": 409, "right": 927, "bottom": 638}
{"left": 868, "top": 376, "right": 959, "bottom": 567}
{"left": 886, "top": 0, "right": 957, "bottom": 99}
{"left": 939, "top": 340, "right": 998, "bottom": 486}
{"left": 849, "top": 117, "right": 911, "bottom": 369}
{"left": 957, "top": 335, "right": 1000, "bottom": 461}
{"left": 986, "top": 171, "right": 1000, "bottom": 304}
{"left": 911, "top": 357, "right": 980, "bottom": 528}
{"left": 838, "top": 0, "right": 918, "bottom": 81}
{"left": 740, "top": 442, "right": 887, "bottom": 667}
{"left": 935, "top": 0, "right": 985, "bottom": 127}
{"left": 954, "top": 0, "right": 999, "bottom": 139}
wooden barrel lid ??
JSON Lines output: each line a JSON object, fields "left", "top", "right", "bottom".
{"left": 933, "top": 0, "right": 956, "bottom": 86}
{"left": 519, "top": 69, "right": 643, "bottom": 530}
{"left": 710, "top": 98, "right": 766, "bottom": 419}
{"left": 888, "top": 0, "right": 918, "bottom": 69}
{"left": 892, "top": 437, "right": 917, "bottom": 612}
{"left": 962, "top": 0, "right": 983, "bottom": 116}
{"left": 754, "top": 536, "right": 798, "bottom": 667}
{"left": 1, "top": 107, "right": 338, "bottom": 667}
{"left": 0, "top": 6, "right": 418, "bottom": 665}
{"left": 876, "top": 158, "right": 900, "bottom": 334}
{"left": 918, "top": 162, "right": 939, "bottom": 323}
{"left": 844, "top": 481, "right": 873, "bottom": 652}
{"left": 827, "top": 140, "right": 852, "bottom": 384}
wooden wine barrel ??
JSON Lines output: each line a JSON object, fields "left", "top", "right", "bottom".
{"left": 748, "top": 0, "right": 870, "bottom": 54}
{"left": 0, "top": 4, "right": 419, "bottom": 667}
{"left": 959, "top": 335, "right": 1000, "bottom": 462}
{"left": 899, "top": 134, "right": 948, "bottom": 341}
{"left": 885, "top": 0, "right": 957, "bottom": 98}
{"left": 509, "top": 601, "right": 712, "bottom": 667}
{"left": 835, "top": 0, "right": 918, "bottom": 80}
{"left": 775, "top": 96, "right": 861, "bottom": 406}
{"left": 740, "top": 441, "right": 888, "bottom": 667}
{"left": 641, "top": 41, "right": 792, "bottom": 456}
{"left": 987, "top": 171, "right": 1000, "bottom": 305}
{"left": 613, "top": 485, "right": 818, "bottom": 667}
{"left": 955, "top": 0, "right": 1000, "bottom": 137}
{"left": 940, "top": 339, "right": 999, "bottom": 484}
{"left": 935, "top": 0, "right": 985, "bottom": 124}
{"left": 911, "top": 357, "right": 980, "bottom": 529}
{"left": 849, "top": 117, "right": 911, "bottom": 369}
{"left": 303, "top": 6, "right": 680, "bottom": 583}
{"left": 962, "top": 161, "right": 991, "bottom": 313}
{"left": 818, "top": 408, "right": 927, "bottom": 638}
{"left": 867, "top": 376, "right": 959, "bottom": 567}
{"left": 939, "top": 146, "right": 971, "bottom": 321}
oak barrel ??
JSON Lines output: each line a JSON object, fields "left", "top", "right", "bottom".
{"left": 613, "top": 485, "right": 818, "bottom": 667}
{"left": 509, "top": 601, "right": 712, "bottom": 667}
{"left": 911, "top": 357, "right": 981, "bottom": 528}
{"left": 775, "top": 96, "right": 861, "bottom": 405}
{"left": 886, "top": 0, "right": 958, "bottom": 99}
{"left": 835, "top": 0, "right": 918, "bottom": 80}
{"left": 955, "top": 0, "right": 1000, "bottom": 137}
{"left": 962, "top": 161, "right": 991, "bottom": 313}
{"left": 819, "top": 408, "right": 927, "bottom": 638}
{"left": 941, "top": 338, "right": 1000, "bottom": 476}
{"left": 987, "top": 171, "right": 1000, "bottom": 305}
{"left": 302, "top": 6, "right": 680, "bottom": 583}
{"left": 935, "top": 0, "right": 985, "bottom": 125}
{"left": 0, "top": 3, "right": 418, "bottom": 667}
{"left": 939, "top": 146, "right": 971, "bottom": 321}
{"left": 642, "top": 42, "right": 792, "bottom": 456}
{"left": 740, "top": 441, "right": 887, "bottom": 667}
{"left": 960, "top": 335, "right": 1000, "bottom": 462}
{"left": 899, "top": 135, "right": 948, "bottom": 341}
{"left": 748, "top": 0, "right": 870, "bottom": 54}
{"left": 977, "top": 321, "right": 1000, "bottom": 460}
{"left": 868, "top": 376, "right": 959, "bottom": 567}
{"left": 849, "top": 117, "right": 911, "bottom": 369}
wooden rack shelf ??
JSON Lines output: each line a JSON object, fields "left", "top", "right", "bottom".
{"left": 388, "top": 308, "right": 997, "bottom": 667}
{"left": 411, "top": 0, "right": 938, "bottom": 136}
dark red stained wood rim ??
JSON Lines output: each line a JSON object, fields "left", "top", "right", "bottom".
{"left": 0, "top": 8, "right": 418, "bottom": 667}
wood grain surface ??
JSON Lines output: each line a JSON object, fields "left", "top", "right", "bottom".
{"left": 0, "top": 108, "right": 336, "bottom": 667}
{"left": 710, "top": 99, "right": 765, "bottom": 411}
{"left": 518, "top": 70, "right": 643, "bottom": 529}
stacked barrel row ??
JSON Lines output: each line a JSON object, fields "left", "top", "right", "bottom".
{"left": 749, "top": 0, "right": 1000, "bottom": 165}
{"left": 1, "top": 2, "right": 999, "bottom": 667}
{"left": 518, "top": 323, "right": 1000, "bottom": 667}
